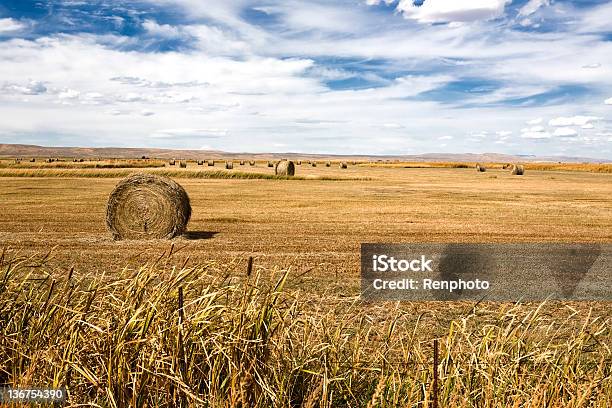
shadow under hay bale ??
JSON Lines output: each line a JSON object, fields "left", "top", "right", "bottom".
{"left": 106, "top": 173, "right": 191, "bottom": 240}
{"left": 275, "top": 160, "right": 295, "bottom": 176}
{"left": 225, "top": 161, "right": 234, "bottom": 169}
{"left": 511, "top": 164, "right": 525, "bottom": 175}
{"left": 339, "top": 162, "right": 348, "bottom": 169}
{"left": 476, "top": 163, "right": 486, "bottom": 172}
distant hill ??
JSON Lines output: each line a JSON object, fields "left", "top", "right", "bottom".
{"left": 0, "top": 143, "right": 609, "bottom": 163}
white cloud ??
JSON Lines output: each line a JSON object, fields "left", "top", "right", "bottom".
{"left": 496, "top": 130, "right": 512, "bottom": 136}
{"left": 548, "top": 116, "right": 602, "bottom": 127}
{"left": 58, "top": 89, "right": 80, "bottom": 100}
{"left": 581, "top": 123, "right": 594, "bottom": 129}
{"left": 395, "top": 0, "right": 511, "bottom": 23}
{"left": 518, "top": 0, "right": 550, "bottom": 17}
{"left": 521, "top": 131, "right": 551, "bottom": 139}
{"left": 2, "top": 80, "right": 47, "bottom": 95}
{"left": 553, "top": 127, "right": 577, "bottom": 137}
{"left": 0, "top": 18, "right": 25, "bottom": 33}
{"left": 605, "top": 97, "right": 612, "bottom": 105}
{"left": 526, "top": 118, "right": 542, "bottom": 125}
{"left": 142, "top": 20, "right": 182, "bottom": 39}
{"left": 521, "top": 125, "right": 545, "bottom": 133}
{"left": 582, "top": 63, "right": 601, "bottom": 69}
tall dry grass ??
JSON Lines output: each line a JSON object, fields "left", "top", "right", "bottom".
{"left": 0, "top": 168, "right": 365, "bottom": 181}
{"left": 0, "top": 159, "right": 166, "bottom": 169}
{"left": 0, "top": 248, "right": 610, "bottom": 407}
{"left": 363, "top": 161, "right": 612, "bottom": 173}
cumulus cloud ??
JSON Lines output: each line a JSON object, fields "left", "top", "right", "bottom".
{"left": 2, "top": 80, "right": 47, "bottom": 95}
{"left": 518, "top": 0, "right": 550, "bottom": 17}
{"left": 0, "top": 18, "right": 25, "bottom": 33}
{"left": 526, "top": 118, "right": 542, "bottom": 125}
{"left": 394, "top": 0, "right": 511, "bottom": 23}
{"left": 552, "top": 127, "right": 577, "bottom": 137}
{"left": 605, "top": 97, "right": 612, "bottom": 105}
{"left": 548, "top": 116, "right": 602, "bottom": 127}
{"left": 521, "top": 125, "right": 550, "bottom": 139}
{"left": 142, "top": 19, "right": 182, "bottom": 38}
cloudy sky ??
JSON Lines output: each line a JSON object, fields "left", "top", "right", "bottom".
{"left": 1, "top": 0, "right": 611, "bottom": 158}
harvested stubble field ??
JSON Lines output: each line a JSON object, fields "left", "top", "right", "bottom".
{"left": 0, "top": 162, "right": 611, "bottom": 407}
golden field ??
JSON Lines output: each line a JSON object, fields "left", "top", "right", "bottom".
{"left": 0, "top": 160, "right": 611, "bottom": 407}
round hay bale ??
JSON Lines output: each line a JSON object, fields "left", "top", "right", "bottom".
{"left": 30, "top": 158, "right": 36, "bottom": 162}
{"left": 312, "top": 162, "right": 317, "bottom": 167}
{"left": 249, "top": 160, "right": 255, "bottom": 166}
{"left": 275, "top": 160, "right": 295, "bottom": 176}
{"left": 339, "top": 162, "right": 347, "bottom": 169}
{"left": 510, "top": 164, "right": 524, "bottom": 175}
{"left": 296, "top": 160, "right": 302, "bottom": 165}
{"left": 225, "top": 161, "right": 234, "bottom": 169}
{"left": 207, "top": 160, "right": 215, "bottom": 166}
{"left": 267, "top": 161, "right": 274, "bottom": 167}
{"left": 169, "top": 159, "right": 176, "bottom": 166}
{"left": 240, "top": 160, "right": 245, "bottom": 166}
{"left": 197, "top": 160, "right": 204, "bottom": 165}
{"left": 106, "top": 173, "right": 191, "bottom": 240}
{"left": 476, "top": 163, "right": 486, "bottom": 172}
{"left": 179, "top": 161, "right": 187, "bottom": 168}
{"left": 325, "top": 161, "right": 331, "bottom": 167}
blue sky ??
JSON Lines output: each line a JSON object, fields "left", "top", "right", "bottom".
{"left": 0, "top": 0, "right": 611, "bottom": 158}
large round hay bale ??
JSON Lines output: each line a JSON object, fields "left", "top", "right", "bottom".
{"left": 511, "top": 164, "right": 524, "bottom": 175}
{"left": 339, "top": 162, "right": 347, "bottom": 169}
{"left": 225, "top": 161, "right": 234, "bottom": 169}
{"left": 106, "top": 173, "right": 191, "bottom": 240}
{"left": 476, "top": 163, "right": 486, "bottom": 172}
{"left": 275, "top": 160, "right": 295, "bottom": 176}
{"left": 207, "top": 160, "right": 215, "bottom": 166}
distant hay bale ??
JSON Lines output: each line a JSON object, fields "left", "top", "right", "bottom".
{"left": 225, "top": 161, "right": 234, "bottom": 169}
{"left": 249, "top": 160, "right": 255, "bottom": 166}
{"left": 79, "top": 158, "right": 84, "bottom": 162}
{"left": 275, "top": 160, "right": 295, "bottom": 176}
{"left": 297, "top": 160, "right": 302, "bottom": 165}
{"left": 476, "top": 163, "right": 486, "bottom": 172}
{"left": 106, "top": 173, "right": 191, "bottom": 240}
{"left": 267, "top": 161, "right": 274, "bottom": 167}
{"left": 325, "top": 161, "right": 331, "bottom": 167}
{"left": 179, "top": 161, "right": 187, "bottom": 168}
{"left": 197, "top": 160, "right": 204, "bottom": 165}
{"left": 169, "top": 159, "right": 176, "bottom": 166}
{"left": 240, "top": 160, "right": 245, "bottom": 165}
{"left": 207, "top": 160, "right": 215, "bottom": 166}
{"left": 339, "top": 162, "right": 348, "bottom": 169}
{"left": 510, "top": 164, "right": 525, "bottom": 175}
{"left": 312, "top": 162, "right": 317, "bottom": 167}
{"left": 30, "top": 158, "right": 36, "bottom": 163}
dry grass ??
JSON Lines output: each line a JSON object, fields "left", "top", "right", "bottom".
{"left": 364, "top": 161, "right": 612, "bottom": 173}
{"left": 0, "top": 168, "right": 363, "bottom": 181}
{"left": 0, "top": 159, "right": 166, "bottom": 169}
{"left": 0, "top": 249, "right": 609, "bottom": 407}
